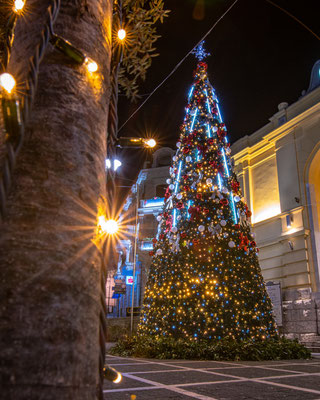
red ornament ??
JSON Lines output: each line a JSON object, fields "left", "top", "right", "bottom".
{"left": 196, "top": 193, "right": 202, "bottom": 200}
{"left": 152, "top": 238, "right": 157, "bottom": 244}
{"left": 198, "top": 61, "right": 208, "bottom": 70}
{"left": 183, "top": 147, "right": 190, "bottom": 154}
{"left": 184, "top": 185, "right": 190, "bottom": 192}
{"left": 181, "top": 232, "right": 187, "bottom": 238}
{"left": 176, "top": 201, "right": 184, "bottom": 209}
{"left": 251, "top": 241, "right": 256, "bottom": 247}
{"left": 188, "top": 206, "right": 201, "bottom": 221}
{"left": 159, "top": 234, "right": 164, "bottom": 240}
{"left": 239, "top": 232, "right": 250, "bottom": 251}
{"left": 217, "top": 128, "right": 227, "bottom": 140}
{"left": 220, "top": 198, "right": 229, "bottom": 206}
{"left": 165, "top": 215, "right": 173, "bottom": 232}
{"left": 234, "top": 224, "right": 240, "bottom": 230}
{"left": 231, "top": 180, "right": 240, "bottom": 193}
{"left": 209, "top": 160, "right": 218, "bottom": 169}
{"left": 203, "top": 207, "right": 209, "bottom": 215}
{"left": 196, "top": 162, "right": 202, "bottom": 169}
{"left": 149, "top": 251, "right": 154, "bottom": 256}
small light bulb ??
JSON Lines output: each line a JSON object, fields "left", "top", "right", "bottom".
{"left": 113, "top": 372, "right": 122, "bottom": 383}
{"left": 85, "top": 57, "right": 98, "bottom": 72}
{"left": 0, "top": 73, "right": 16, "bottom": 94}
{"left": 105, "top": 159, "right": 111, "bottom": 169}
{"left": 14, "top": 0, "right": 25, "bottom": 12}
{"left": 144, "top": 138, "right": 156, "bottom": 148}
{"left": 118, "top": 29, "right": 126, "bottom": 41}
{"left": 100, "top": 218, "right": 118, "bottom": 235}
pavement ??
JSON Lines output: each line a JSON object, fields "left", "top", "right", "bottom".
{"left": 104, "top": 354, "right": 320, "bottom": 399}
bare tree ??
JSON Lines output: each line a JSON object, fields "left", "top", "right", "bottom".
{"left": 0, "top": 1, "right": 112, "bottom": 398}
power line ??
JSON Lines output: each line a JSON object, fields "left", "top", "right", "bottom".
{"left": 265, "top": 0, "right": 320, "bottom": 42}
{"left": 118, "top": 0, "right": 240, "bottom": 133}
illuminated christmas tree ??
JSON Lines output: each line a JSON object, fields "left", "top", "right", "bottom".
{"left": 138, "top": 42, "right": 278, "bottom": 342}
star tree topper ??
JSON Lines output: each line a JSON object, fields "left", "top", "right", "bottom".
{"left": 191, "top": 40, "right": 211, "bottom": 61}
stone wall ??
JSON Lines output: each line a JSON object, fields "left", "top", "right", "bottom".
{"left": 282, "top": 289, "right": 320, "bottom": 342}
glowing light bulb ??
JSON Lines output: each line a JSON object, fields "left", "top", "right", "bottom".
{"left": 113, "top": 372, "right": 122, "bottom": 383}
{"left": 98, "top": 216, "right": 118, "bottom": 234}
{"left": 118, "top": 28, "right": 126, "bottom": 41}
{"left": 14, "top": 0, "right": 25, "bottom": 12}
{"left": 0, "top": 73, "right": 16, "bottom": 94}
{"left": 85, "top": 57, "right": 98, "bottom": 72}
{"left": 144, "top": 138, "right": 156, "bottom": 148}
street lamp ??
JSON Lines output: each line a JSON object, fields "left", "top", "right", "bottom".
{"left": 0, "top": 73, "right": 16, "bottom": 94}
{"left": 106, "top": 158, "right": 122, "bottom": 171}
{"left": 144, "top": 138, "right": 156, "bottom": 148}
{"left": 116, "top": 137, "right": 157, "bottom": 149}
{"left": 130, "top": 182, "right": 139, "bottom": 334}
{"left": 97, "top": 215, "right": 119, "bottom": 236}
{"left": 13, "top": 0, "right": 25, "bottom": 13}
{"left": 117, "top": 28, "right": 126, "bottom": 41}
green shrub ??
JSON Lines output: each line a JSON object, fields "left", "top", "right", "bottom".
{"left": 109, "top": 336, "right": 311, "bottom": 360}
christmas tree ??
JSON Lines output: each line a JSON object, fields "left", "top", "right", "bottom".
{"left": 138, "top": 42, "right": 278, "bottom": 342}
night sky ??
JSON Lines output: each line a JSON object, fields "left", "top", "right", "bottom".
{"left": 116, "top": 0, "right": 319, "bottom": 188}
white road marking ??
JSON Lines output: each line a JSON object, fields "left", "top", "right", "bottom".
{"left": 104, "top": 355, "right": 320, "bottom": 398}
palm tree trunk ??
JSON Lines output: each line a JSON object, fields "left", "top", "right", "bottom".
{"left": 0, "top": 1, "right": 112, "bottom": 398}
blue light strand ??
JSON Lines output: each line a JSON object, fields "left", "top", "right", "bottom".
{"left": 184, "top": 107, "right": 190, "bottom": 122}
{"left": 190, "top": 108, "right": 198, "bottom": 132}
{"left": 187, "top": 200, "right": 193, "bottom": 219}
{"left": 206, "top": 123, "right": 211, "bottom": 138}
{"left": 196, "top": 149, "right": 200, "bottom": 161}
{"left": 174, "top": 161, "right": 183, "bottom": 194}
{"left": 173, "top": 208, "right": 177, "bottom": 227}
{"left": 217, "top": 173, "right": 222, "bottom": 190}
{"left": 216, "top": 102, "right": 223, "bottom": 122}
{"left": 188, "top": 85, "right": 194, "bottom": 101}
{"left": 210, "top": 84, "right": 223, "bottom": 122}
{"left": 221, "top": 148, "right": 230, "bottom": 178}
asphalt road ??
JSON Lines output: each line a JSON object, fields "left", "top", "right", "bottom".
{"left": 104, "top": 355, "right": 320, "bottom": 399}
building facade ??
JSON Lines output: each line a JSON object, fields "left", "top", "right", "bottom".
{"left": 108, "top": 61, "right": 320, "bottom": 345}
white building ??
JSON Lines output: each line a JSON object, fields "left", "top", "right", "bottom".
{"left": 232, "top": 60, "right": 320, "bottom": 344}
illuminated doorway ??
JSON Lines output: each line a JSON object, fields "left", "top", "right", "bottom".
{"left": 306, "top": 143, "right": 320, "bottom": 292}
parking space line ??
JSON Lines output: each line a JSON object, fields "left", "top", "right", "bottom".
{"left": 252, "top": 378, "right": 320, "bottom": 395}
{"left": 104, "top": 355, "right": 320, "bottom": 399}
{"left": 105, "top": 373, "right": 218, "bottom": 400}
